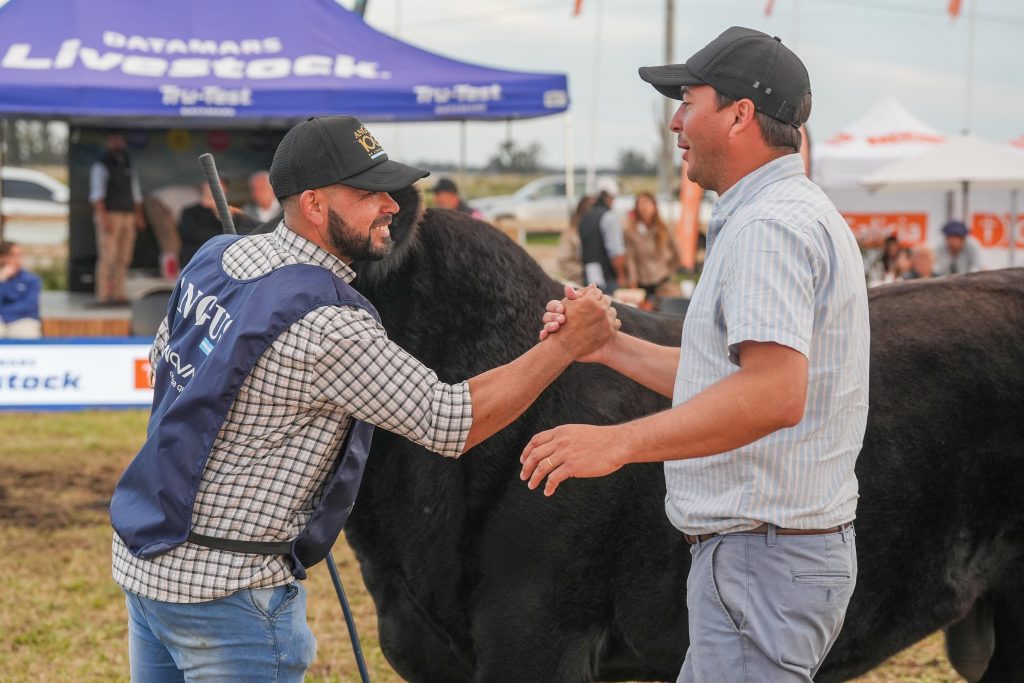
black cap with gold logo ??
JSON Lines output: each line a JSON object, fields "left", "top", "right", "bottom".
{"left": 269, "top": 116, "right": 429, "bottom": 199}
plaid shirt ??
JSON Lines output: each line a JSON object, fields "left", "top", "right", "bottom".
{"left": 112, "top": 223, "right": 473, "bottom": 603}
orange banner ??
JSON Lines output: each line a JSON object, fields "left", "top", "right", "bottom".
{"left": 948, "top": 0, "right": 962, "bottom": 18}
{"left": 676, "top": 162, "right": 702, "bottom": 270}
{"left": 971, "top": 212, "right": 1024, "bottom": 248}
{"left": 134, "top": 359, "right": 153, "bottom": 390}
{"left": 842, "top": 212, "right": 928, "bottom": 247}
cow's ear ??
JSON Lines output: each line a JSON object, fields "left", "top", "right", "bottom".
{"left": 390, "top": 185, "right": 423, "bottom": 244}
{"left": 352, "top": 184, "right": 423, "bottom": 286}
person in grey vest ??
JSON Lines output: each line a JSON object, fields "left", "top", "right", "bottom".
{"left": 111, "top": 115, "right": 620, "bottom": 682}
{"left": 525, "top": 26, "right": 869, "bottom": 682}
{"left": 89, "top": 131, "right": 144, "bottom": 305}
{"left": 933, "top": 220, "right": 982, "bottom": 275}
{"left": 578, "top": 179, "right": 627, "bottom": 292}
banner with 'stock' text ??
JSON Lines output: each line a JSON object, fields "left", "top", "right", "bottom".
{"left": 0, "top": 338, "right": 154, "bottom": 411}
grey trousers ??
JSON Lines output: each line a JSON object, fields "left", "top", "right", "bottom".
{"left": 678, "top": 524, "right": 857, "bottom": 682}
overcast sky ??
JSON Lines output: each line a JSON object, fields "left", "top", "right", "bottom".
{"left": 336, "top": 0, "right": 1024, "bottom": 170}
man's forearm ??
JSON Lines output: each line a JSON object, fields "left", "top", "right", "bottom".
{"left": 612, "top": 255, "right": 627, "bottom": 285}
{"left": 601, "top": 332, "right": 680, "bottom": 398}
{"left": 616, "top": 365, "right": 801, "bottom": 465}
{"left": 463, "top": 339, "right": 573, "bottom": 452}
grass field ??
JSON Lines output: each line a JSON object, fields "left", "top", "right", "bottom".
{"left": 0, "top": 411, "right": 961, "bottom": 682}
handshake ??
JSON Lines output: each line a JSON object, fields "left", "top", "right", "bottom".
{"left": 538, "top": 284, "right": 621, "bottom": 362}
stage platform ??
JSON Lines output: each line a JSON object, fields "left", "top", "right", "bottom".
{"left": 39, "top": 278, "right": 172, "bottom": 338}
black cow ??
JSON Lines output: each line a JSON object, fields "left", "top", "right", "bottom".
{"left": 320, "top": 188, "right": 1024, "bottom": 682}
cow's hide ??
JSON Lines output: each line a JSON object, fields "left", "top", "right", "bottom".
{"left": 334, "top": 188, "right": 1024, "bottom": 682}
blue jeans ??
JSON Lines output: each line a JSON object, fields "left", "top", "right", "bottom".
{"left": 125, "top": 583, "right": 317, "bottom": 682}
{"left": 678, "top": 524, "right": 857, "bottom": 682}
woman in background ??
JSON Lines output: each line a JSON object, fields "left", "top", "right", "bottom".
{"left": 624, "top": 192, "right": 680, "bottom": 307}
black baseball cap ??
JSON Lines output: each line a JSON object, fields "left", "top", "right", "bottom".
{"left": 269, "top": 116, "right": 428, "bottom": 199}
{"left": 431, "top": 178, "right": 459, "bottom": 194}
{"left": 639, "top": 26, "right": 810, "bottom": 128}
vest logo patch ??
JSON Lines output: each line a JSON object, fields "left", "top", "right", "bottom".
{"left": 199, "top": 338, "right": 214, "bottom": 356}
{"left": 353, "top": 126, "right": 386, "bottom": 159}
{"left": 176, "top": 281, "right": 235, "bottom": 341}
{"left": 162, "top": 344, "right": 194, "bottom": 382}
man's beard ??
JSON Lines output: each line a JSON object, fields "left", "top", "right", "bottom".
{"left": 327, "top": 207, "right": 394, "bottom": 261}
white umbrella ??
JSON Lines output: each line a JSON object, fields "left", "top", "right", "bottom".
{"left": 863, "top": 134, "right": 1024, "bottom": 266}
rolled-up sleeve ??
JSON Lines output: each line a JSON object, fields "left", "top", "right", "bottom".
{"left": 311, "top": 307, "right": 473, "bottom": 457}
{"left": 600, "top": 212, "right": 626, "bottom": 258}
{"left": 89, "top": 162, "right": 108, "bottom": 204}
{"left": 721, "top": 220, "right": 818, "bottom": 366}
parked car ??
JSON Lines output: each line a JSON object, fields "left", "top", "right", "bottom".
{"left": 473, "top": 173, "right": 700, "bottom": 234}
{"left": 474, "top": 174, "right": 623, "bottom": 233}
{"left": 1, "top": 166, "right": 69, "bottom": 217}
{"left": 0, "top": 167, "right": 70, "bottom": 245}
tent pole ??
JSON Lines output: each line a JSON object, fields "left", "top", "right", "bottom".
{"left": 0, "top": 118, "right": 6, "bottom": 242}
{"left": 658, "top": 0, "right": 674, "bottom": 197}
{"left": 1010, "top": 189, "right": 1019, "bottom": 268}
{"left": 459, "top": 120, "right": 467, "bottom": 189}
{"left": 961, "top": 180, "right": 969, "bottom": 223}
{"left": 564, "top": 111, "right": 575, "bottom": 219}
{"left": 585, "top": 0, "right": 603, "bottom": 194}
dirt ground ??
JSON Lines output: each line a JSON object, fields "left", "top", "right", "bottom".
{"left": 0, "top": 411, "right": 965, "bottom": 682}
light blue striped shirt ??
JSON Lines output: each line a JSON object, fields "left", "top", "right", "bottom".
{"left": 666, "top": 153, "right": 870, "bottom": 535}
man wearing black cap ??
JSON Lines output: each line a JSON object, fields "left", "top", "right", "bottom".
{"left": 935, "top": 220, "right": 982, "bottom": 275}
{"left": 431, "top": 176, "right": 483, "bottom": 219}
{"left": 110, "top": 115, "right": 619, "bottom": 681}
{"left": 525, "top": 27, "right": 870, "bottom": 681}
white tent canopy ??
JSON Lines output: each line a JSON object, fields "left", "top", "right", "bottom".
{"left": 864, "top": 134, "right": 1024, "bottom": 267}
{"left": 863, "top": 134, "right": 1024, "bottom": 192}
{"left": 813, "top": 96, "right": 944, "bottom": 189}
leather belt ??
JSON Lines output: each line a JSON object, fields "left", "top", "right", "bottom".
{"left": 683, "top": 522, "right": 852, "bottom": 545}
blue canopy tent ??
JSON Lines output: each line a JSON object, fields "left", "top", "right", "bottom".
{"left": 0, "top": 0, "right": 572, "bottom": 279}
{"left": 0, "top": 0, "right": 568, "bottom": 124}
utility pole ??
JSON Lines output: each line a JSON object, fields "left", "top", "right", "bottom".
{"left": 658, "top": 0, "right": 675, "bottom": 196}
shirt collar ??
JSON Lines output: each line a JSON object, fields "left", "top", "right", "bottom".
{"left": 706, "top": 153, "right": 806, "bottom": 251}
{"left": 273, "top": 221, "right": 356, "bottom": 283}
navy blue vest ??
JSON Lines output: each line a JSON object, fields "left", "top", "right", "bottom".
{"left": 101, "top": 151, "right": 136, "bottom": 212}
{"left": 110, "top": 235, "right": 380, "bottom": 580}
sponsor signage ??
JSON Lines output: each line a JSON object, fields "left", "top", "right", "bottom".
{"left": 0, "top": 338, "right": 154, "bottom": 411}
{"left": 842, "top": 212, "right": 929, "bottom": 248}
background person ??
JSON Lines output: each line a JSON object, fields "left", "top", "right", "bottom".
{"left": 89, "top": 131, "right": 145, "bottom": 305}
{"left": 866, "top": 234, "right": 901, "bottom": 287}
{"left": 527, "top": 26, "right": 869, "bottom": 682}
{"left": 556, "top": 194, "right": 594, "bottom": 284}
{"left": 178, "top": 176, "right": 233, "bottom": 269}
{"left": 244, "top": 170, "right": 281, "bottom": 223}
{"left": 0, "top": 241, "right": 42, "bottom": 339}
{"left": 430, "top": 177, "right": 483, "bottom": 219}
{"left": 578, "top": 179, "right": 627, "bottom": 293}
{"left": 934, "top": 220, "right": 982, "bottom": 275}
{"left": 110, "top": 115, "right": 619, "bottom": 682}
{"left": 624, "top": 191, "right": 681, "bottom": 306}
{"left": 902, "top": 244, "right": 935, "bottom": 280}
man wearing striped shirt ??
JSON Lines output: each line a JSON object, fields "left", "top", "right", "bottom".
{"left": 111, "top": 115, "right": 620, "bottom": 682}
{"left": 523, "top": 27, "right": 869, "bottom": 681}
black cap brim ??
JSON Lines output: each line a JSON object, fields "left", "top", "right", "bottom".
{"left": 638, "top": 64, "right": 705, "bottom": 100}
{"left": 340, "top": 159, "right": 429, "bottom": 193}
